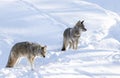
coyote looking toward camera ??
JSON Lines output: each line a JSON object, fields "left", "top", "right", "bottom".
{"left": 61, "top": 20, "right": 87, "bottom": 51}
{"left": 6, "top": 41, "right": 47, "bottom": 69}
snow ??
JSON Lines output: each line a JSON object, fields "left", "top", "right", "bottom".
{"left": 0, "top": 0, "right": 120, "bottom": 78}
{"left": 84, "top": 0, "right": 120, "bottom": 15}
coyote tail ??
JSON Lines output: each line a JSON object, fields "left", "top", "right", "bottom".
{"left": 6, "top": 52, "right": 18, "bottom": 68}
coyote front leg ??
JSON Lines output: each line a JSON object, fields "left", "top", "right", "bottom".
{"left": 75, "top": 39, "right": 79, "bottom": 49}
{"left": 28, "top": 56, "right": 35, "bottom": 70}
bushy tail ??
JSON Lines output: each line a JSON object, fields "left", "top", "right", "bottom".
{"left": 61, "top": 46, "right": 66, "bottom": 51}
{"left": 6, "top": 52, "right": 18, "bottom": 68}
{"left": 61, "top": 38, "right": 67, "bottom": 51}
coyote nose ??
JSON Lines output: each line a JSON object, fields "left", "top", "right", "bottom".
{"left": 83, "top": 28, "right": 87, "bottom": 31}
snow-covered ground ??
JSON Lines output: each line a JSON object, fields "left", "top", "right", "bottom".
{"left": 0, "top": 0, "right": 120, "bottom": 78}
{"left": 85, "top": 0, "right": 120, "bottom": 15}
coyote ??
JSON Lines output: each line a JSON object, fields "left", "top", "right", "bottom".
{"left": 61, "top": 20, "right": 87, "bottom": 51}
{"left": 6, "top": 41, "right": 47, "bottom": 69}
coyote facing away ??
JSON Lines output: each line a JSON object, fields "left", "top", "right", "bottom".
{"left": 6, "top": 41, "right": 47, "bottom": 69}
{"left": 61, "top": 20, "right": 87, "bottom": 51}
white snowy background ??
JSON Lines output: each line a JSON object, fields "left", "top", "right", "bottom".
{"left": 0, "top": 0, "right": 120, "bottom": 78}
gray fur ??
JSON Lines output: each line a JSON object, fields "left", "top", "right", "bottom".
{"left": 61, "top": 20, "right": 87, "bottom": 51}
{"left": 6, "top": 41, "right": 47, "bottom": 70}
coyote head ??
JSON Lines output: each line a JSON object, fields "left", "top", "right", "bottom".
{"left": 75, "top": 20, "right": 87, "bottom": 32}
{"left": 40, "top": 46, "right": 47, "bottom": 58}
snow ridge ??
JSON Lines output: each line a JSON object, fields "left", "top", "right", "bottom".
{"left": 0, "top": 0, "right": 120, "bottom": 78}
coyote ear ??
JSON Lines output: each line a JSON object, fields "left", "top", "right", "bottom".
{"left": 76, "top": 20, "right": 81, "bottom": 26}
{"left": 81, "top": 20, "right": 84, "bottom": 24}
{"left": 78, "top": 20, "right": 81, "bottom": 23}
{"left": 44, "top": 45, "right": 47, "bottom": 49}
{"left": 78, "top": 20, "right": 81, "bottom": 22}
{"left": 42, "top": 45, "right": 47, "bottom": 49}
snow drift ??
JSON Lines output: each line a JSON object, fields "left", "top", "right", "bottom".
{"left": 0, "top": 0, "right": 120, "bottom": 78}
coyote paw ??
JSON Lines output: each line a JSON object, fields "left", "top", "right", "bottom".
{"left": 61, "top": 48, "right": 66, "bottom": 51}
